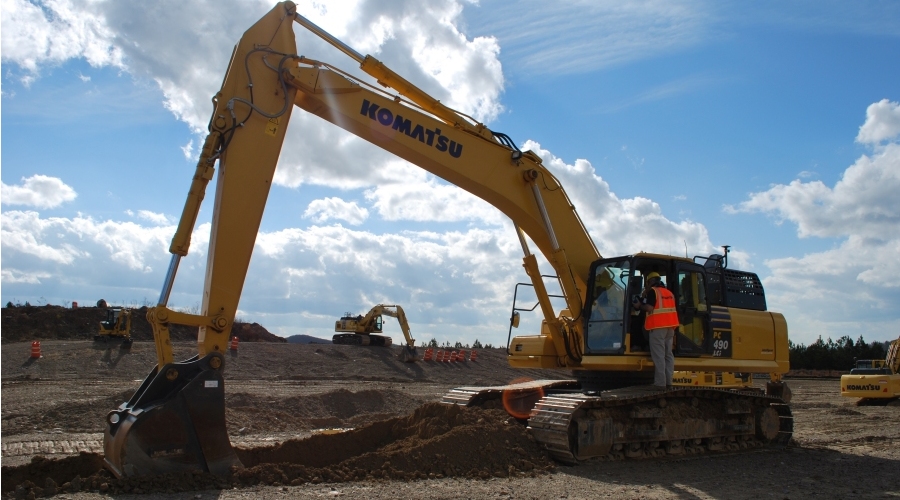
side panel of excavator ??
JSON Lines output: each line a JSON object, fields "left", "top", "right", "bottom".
{"left": 840, "top": 373, "right": 900, "bottom": 400}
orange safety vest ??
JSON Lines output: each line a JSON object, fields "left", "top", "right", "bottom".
{"left": 644, "top": 287, "right": 680, "bottom": 330}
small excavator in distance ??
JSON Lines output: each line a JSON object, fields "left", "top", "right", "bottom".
{"left": 103, "top": 2, "right": 794, "bottom": 478}
{"left": 333, "top": 304, "right": 421, "bottom": 362}
{"left": 841, "top": 337, "right": 900, "bottom": 405}
{"left": 95, "top": 306, "right": 133, "bottom": 348}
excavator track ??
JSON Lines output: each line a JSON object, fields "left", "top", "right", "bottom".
{"left": 443, "top": 382, "right": 792, "bottom": 464}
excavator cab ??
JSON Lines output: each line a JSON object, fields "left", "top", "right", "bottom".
{"left": 582, "top": 252, "right": 761, "bottom": 360}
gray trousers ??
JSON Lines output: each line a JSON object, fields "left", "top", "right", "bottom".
{"left": 649, "top": 327, "right": 675, "bottom": 386}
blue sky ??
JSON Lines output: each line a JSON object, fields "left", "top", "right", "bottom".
{"left": 2, "top": 0, "right": 899, "bottom": 347}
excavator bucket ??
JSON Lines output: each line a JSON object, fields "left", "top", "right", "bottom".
{"left": 103, "top": 353, "right": 241, "bottom": 478}
{"left": 398, "top": 346, "right": 421, "bottom": 363}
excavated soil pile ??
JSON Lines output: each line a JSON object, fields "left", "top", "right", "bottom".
{"left": 0, "top": 304, "right": 283, "bottom": 344}
{"left": 3, "top": 403, "right": 554, "bottom": 497}
{"left": 226, "top": 388, "right": 425, "bottom": 434}
{"left": 2, "top": 384, "right": 425, "bottom": 438}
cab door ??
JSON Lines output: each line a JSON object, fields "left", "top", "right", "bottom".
{"left": 674, "top": 263, "right": 711, "bottom": 356}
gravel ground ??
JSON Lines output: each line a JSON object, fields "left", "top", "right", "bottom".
{"left": 2, "top": 341, "right": 899, "bottom": 499}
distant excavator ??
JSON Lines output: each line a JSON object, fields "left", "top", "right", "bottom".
{"left": 95, "top": 306, "right": 133, "bottom": 348}
{"left": 841, "top": 337, "right": 900, "bottom": 405}
{"left": 334, "top": 304, "right": 421, "bottom": 362}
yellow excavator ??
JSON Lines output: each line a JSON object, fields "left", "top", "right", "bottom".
{"left": 840, "top": 338, "right": 900, "bottom": 405}
{"left": 333, "top": 304, "right": 421, "bottom": 362}
{"left": 103, "top": 2, "right": 793, "bottom": 477}
{"left": 95, "top": 306, "right": 133, "bottom": 348}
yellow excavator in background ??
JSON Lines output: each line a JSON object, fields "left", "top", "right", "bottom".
{"left": 95, "top": 306, "right": 133, "bottom": 348}
{"left": 103, "top": 2, "right": 793, "bottom": 477}
{"left": 333, "top": 304, "right": 421, "bottom": 362}
{"left": 840, "top": 338, "right": 900, "bottom": 405}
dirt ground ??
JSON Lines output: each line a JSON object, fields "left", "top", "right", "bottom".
{"left": 2, "top": 340, "right": 899, "bottom": 499}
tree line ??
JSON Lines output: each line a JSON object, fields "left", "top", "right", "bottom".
{"left": 789, "top": 335, "right": 889, "bottom": 370}
{"left": 421, "top": 338, "right": 496, "bottom": 350}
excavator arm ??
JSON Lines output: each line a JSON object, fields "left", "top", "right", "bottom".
{"left": 380, "top": 305, "right": 415, "bottom": 347}
{"left": 377, "top": 305, "right": 420, "bottom": 362}
{"left": 104, "top": 3, "right": 300, "bottom": 478}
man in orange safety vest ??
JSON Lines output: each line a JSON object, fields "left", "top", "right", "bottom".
{"left": 632, "top": 272, "right": 680, "bottom": 388}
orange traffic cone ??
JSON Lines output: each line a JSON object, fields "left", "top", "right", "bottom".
{"left": 30, "top": 341, "right": 42, "bottom": 359}
{"left": 469, "top": 349, "right": 477, "bottom": 361}
{"left": 230, "top": 336, "right": 239, "bottom": 351}
{"left": 424, "top": 348, "right": 434, "bottom": 361}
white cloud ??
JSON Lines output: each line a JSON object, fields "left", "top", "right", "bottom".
{"left": 136, "top": 210, "right": 170, "bottom": 225}
{"left": 0, "top": 210, "right": 213, "bottom": 309}
{"left": 303, "top": 197, "right": 369, "bottom": 225}
{"left": 366, "top": 179, "right": 504, "bottom": 225}
{"left": 856, "top": 99, "right": 900, "bottom": 145}
{"left": 1, "top": 210, "right": 172, "bottom": 270}
{"left": 760, "top": 235, "right": 900, "bottom": 344}
{"left": 323, "top": 0, "right": 504, "bottom": 122}
{"left": 0, "top": 0, "right": 124, "bottom": 82}
{"left": 1, "top": 175, "right": 77, "bottom": 208}
{"left": 248, "top": 222, "right": 522, "bottom": 344}
{"left": 180, "top": 139, "right": 194, "bottom": 160}
{"left": 462, "top": 2, "right": 900, "bottom": 79}
{"left": 731, "top": 100, "right": 900, "bottom": 343}
{"left": 2, "top": 1, "right": 505, "bottom": 199}
{"left": 523, "top": 140, "right": 720, "bottom": 261}
{"left": 729, "top": 143, "right": 900, "bottom": 240}
{"left": 462, "top": 1, "right": 712, "bottom": 76}
{"left": 1, "top": 268, "right": 52, "bottom": 285}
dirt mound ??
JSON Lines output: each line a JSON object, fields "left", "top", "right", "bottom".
{"left": 234, "top": 402, "right": 553, "bottom": 479}
{"left": 0, "top": 304, "right": 284, "bottom": 344}
{"left": 226, "top": 388, "right": 427, "bottom": 434}
{"left": 2, "top": 404, "right": 554, "bottom": 497}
